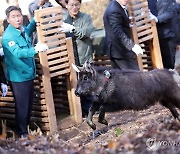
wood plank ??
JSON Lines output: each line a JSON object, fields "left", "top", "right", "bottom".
{"left": 40, "top": 15, "right": 62, "bottom": 23}
{"left": 66, "top": 38, "right": 82, "bottom": 124}
{"left": 47, "top": 46, "right": 67, "bottom": 55}
{"left": 38, "top": 7, "right": 61, "bottom": 17}
{"left": 48, "top": 57, "right": 69, "bottom": 66}
{"left": 136, "top": 19, "right": 151, "bottom": 27}
{"left": 137, "top": 29, "right": 153, "bottom": 38}
{"left": 47, "top": 50, "right": 68, "bottom": 60}
{"left": 130, "top": 25, "right": 144, "bottom": 70}
{"left": 49, "top": 63, "right": 69, "bottom": 72}
{"left": 44, "top": 33, "right": 66, "bottom": 42}
{"left": 50, "top": 69, "right": 70, "bottom": 77}
{"left": 41, "top": 21, "right": 62, "bottom": 30}
{"left": 139, "top": 34, "right": 153, "bottom": 43}
{"left": 137, "top": 24, "right": 151, "bottom": 32}
{"left": 150, "top": 20, "right": 163, "bottom": 68}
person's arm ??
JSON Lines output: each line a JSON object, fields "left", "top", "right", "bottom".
{"left": 2, "top": 38, "right": 37, "bottom": 58}
{"left": 28, "top": 0, "right": 40, "bottom": 20}
{"left": 25, "top": 19, "right": 36, "bottom": 37}
{"left": 157, "top": 1, "right": 175, "bottom": 23}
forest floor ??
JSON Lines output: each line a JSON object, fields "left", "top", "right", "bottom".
{"left": 1, "top": 104, "right": 180, "bottom": 154}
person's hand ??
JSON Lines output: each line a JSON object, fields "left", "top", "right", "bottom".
{"left": 0, "top": 48, "right": 4, "bottom": 56}
{"left": 149, "top": 11, "right": 158, "bottom": 23}
{"left": 132, "top": 44, "right": 144, "bottom": 55}
{"left": 59, "top": 22, "right": 75, "bottom": 33}
{"left": 1, "top": 83, "right": 8, "bottom": 97}
{"left": 34, "top": 41, "right": 49, "bottom": 53}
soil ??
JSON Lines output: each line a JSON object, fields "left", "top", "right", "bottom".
{"left": 1, "top": 104, "right": 180, "bottom": 154}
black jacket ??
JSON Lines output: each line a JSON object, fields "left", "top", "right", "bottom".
{"left": 0, "top": 59, "right": 6, "bottom": 84}
{"left": 148, "top": 0, "right": 175, "bottom": 39}
{"left": 103, "top": 0, "right": 135, "bottom": 59}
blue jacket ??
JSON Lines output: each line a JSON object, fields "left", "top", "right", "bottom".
{"left": 2, "top": 20, "right": 37, "bottom": 82}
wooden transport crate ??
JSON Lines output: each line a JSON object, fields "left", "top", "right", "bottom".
{"left": 128, "top": 0, "right": 163, "bottom": 71}
{"left": 0, "top": 6, "right": 82, "bottom": 133}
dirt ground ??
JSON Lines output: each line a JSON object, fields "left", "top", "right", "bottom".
{"left": 1, "top": 104, "right": 180, "bottom": 154}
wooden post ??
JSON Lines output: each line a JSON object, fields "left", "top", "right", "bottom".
{"left": 150, "top": 19, "right": 163, "bottom": 69}
{"left": 35, "top": 11, "right": 57, "bottom": 133}
{"left": 128, "top": 0, "right": 163, "bottom": 71}
{"left": 131, "top": 24, "right": 144, "bottom": 71}
{"left": 66, "top": 38, "right": 82, "bottom": 124}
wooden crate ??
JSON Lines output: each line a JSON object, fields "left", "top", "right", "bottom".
{"left": 0, "top": 6, "right": 82, "bottom": 133}
{"left": 34, "top": 6, "right": 82, "bottom": 132}
{"left": 128, "top": 0, "right": 163, "bottom": 71}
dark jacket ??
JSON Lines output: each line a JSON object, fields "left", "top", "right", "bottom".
{"left": 0, "top": 59, "right": 6, "bottom": 84}
{"left": 63, "top": 12, "right": 94, "bottom": 66}
{"left": 148, "top": 0, "right": 175, "bottom": 39}
{"left": 103, "top": 0, "right": 135, "bottom": 59}
{"left": 28, "top": 0, "right": 53, "bottom": 20}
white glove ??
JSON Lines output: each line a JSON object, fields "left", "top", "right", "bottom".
{"left": 149, "top": 11, "right": 158, "bottom": 23}
{"left": 34, "top": 42, "right": 49, "bottom": 53}
{"left": 0, "top": 48, "right": 4, "bottom": 56}
{"left": 132, "top": 44, "right": 144, "bottom": 55}
{"left": 1, "top": 83, "right": 8, "bottom": 97}
{"left": 59, "top": 22, "right": 75, "bottom": 33}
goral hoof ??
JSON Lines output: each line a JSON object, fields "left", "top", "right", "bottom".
{"left": 98, "top": 119, "right": 108, "bottom": 126}
{"left": 86, "top": 120, "right": 96, "bottom": 130}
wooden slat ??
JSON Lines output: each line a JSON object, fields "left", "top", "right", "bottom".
{"left": 50, "top": 69, "right": 70, "bottom": 78}
{"left": 41, "top": 21, "right": 62, "bottom": 30}
{"left": 40, "top": 14, "right": 62, "bottom": 23}
{"left": 139, "top": 34, "right": 153, "bottom": 43}
{"left": 36, "top": 6, "right": 61, "bottom": 16}
{"left": 49, "top": 63, "right": 69, "bottom": 72}
{"left": 44, "top": 33, "right": 65, "bottom": 42}
{"left": 48, "top": 57, "right": 69, "bottom": 66}
{"left": 137, "top": 29, "right": 153, "bottom": 38}
{"left": 136, "top": 19, "right": 151, "bottom": 27}
{"left": 47, "top": 45, "right": 67, "bottom": 55}
{"left": 137, "top": 24, "right": 151, "bottom": 32}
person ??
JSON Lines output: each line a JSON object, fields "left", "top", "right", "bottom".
{"left": 148, "top": 0, "right": 176, "bottom": 69}
{"left": 3, "top": 0, "right": 30, "bottom": 30}
{"left": 28, "top": 0, "right": 53, "bottom": 20}
{"left": 1, "top": 6, "right": 48, "bottom": 137}
{"left": 0, "top": 56, "right": 8, "bottom": 97}
{"left": 59, "top": 0, "right": 94, "bottom": 66}
{"left": 55, "top": 0, "right": 68, "bottom": 17}
{"left": 173, "top": 0, "right": 180, "bottom": 46}
{"left": 59, "top": 0, "right": 94, "bottom": 116}
{"left": 103, "top": 0, "right": 143, "bottom": 70}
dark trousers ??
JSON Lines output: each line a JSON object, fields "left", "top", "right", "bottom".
{"left": 159, "top": 38, "right": 175, "bottom": 69}
{"left": 111, "top": 57, "right": 140, "bottom": 70}
{"left": 9, "top": 80, "right": 34, "bottom": 136}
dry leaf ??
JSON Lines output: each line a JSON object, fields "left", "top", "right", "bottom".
{"left": 108, "top": 141, "right": 117, "bottom": 150}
